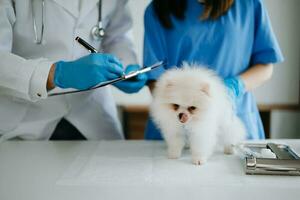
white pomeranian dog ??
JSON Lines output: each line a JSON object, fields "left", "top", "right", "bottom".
{"left": 150, "top": 63, "right": 246, "bottom": 165}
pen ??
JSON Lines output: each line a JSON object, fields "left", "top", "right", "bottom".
{"left": 48, "top": 36, "right": 164, "bottom": 96}
{"left": 75, "top": 36, "right": 132, "bottom": 80}
{"left": 75, "top": 36, "right": 98, "bottom": 53}
{"left": 76, "top": 36, "right": 140, "bottom": 81}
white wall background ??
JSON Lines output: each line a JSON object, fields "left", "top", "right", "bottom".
{"left": 253, "top": 0, "right": 300, "bottom": 105}
{"left": 112, "top": 0, "right": 300, "bottom": 138}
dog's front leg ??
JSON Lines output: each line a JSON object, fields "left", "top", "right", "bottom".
{"left": 163, "top": 130, "right": 185, "bottom": 159}
{"left": 189, "top": 122, "right": 217, "bottom": 165}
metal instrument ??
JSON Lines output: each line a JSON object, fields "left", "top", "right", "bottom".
{"left": 241, "top": 143, "right": 300, "bottom": 176}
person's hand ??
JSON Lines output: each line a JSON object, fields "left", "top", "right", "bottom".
{"left": 224, "top": 76, "right": 245, "bottom": 108}
{"left": 53, "top": 54, "right": 123, "bottom": 90}
{"left": 114, "top": 64, "right": 147, "bottom": 93}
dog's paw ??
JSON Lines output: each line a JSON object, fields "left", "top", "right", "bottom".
{"left": 192, "top": 157, "right": 207, "bottom": 165}
{"left": 167, "top": 149, "right": 181, "bottom": 159}
{"left": 167, "top": 152, "right": 181, "bottom": 159}
{"left": 224, "top": 145, "right": 234, "bottom": 155}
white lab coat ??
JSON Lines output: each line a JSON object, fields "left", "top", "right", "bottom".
{"left": 0, "top": 0, "right": 137, "bottom": 140}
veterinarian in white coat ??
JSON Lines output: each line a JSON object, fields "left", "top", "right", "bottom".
{"left": 0, "top": 0, "right": 147, "bottom": 141}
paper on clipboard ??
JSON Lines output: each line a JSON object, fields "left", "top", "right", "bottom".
{"left": 48, "top": 61, "right": 164, "bottom": 96}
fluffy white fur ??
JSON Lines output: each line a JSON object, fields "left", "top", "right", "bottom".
{"left": 150, "top": 63, "right": 246, "bottom": 165}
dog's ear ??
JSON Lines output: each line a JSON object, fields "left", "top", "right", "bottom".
{"left": 200, "top": 83, "right": 210, "bottom": 96}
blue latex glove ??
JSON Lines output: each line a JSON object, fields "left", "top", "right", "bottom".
{"left": 114, "top": 64, "right": 148, "bottom": 93}
{"left": 54, "top": 54, "right": 123, "bottom": 90}
{"left": 224, "top": 76, "right": 245, "bottom": 108}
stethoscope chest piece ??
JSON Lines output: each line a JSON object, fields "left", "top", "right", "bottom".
{"left": 91, "top": 0, "right": 105, "bottom": 41}
{"left": 91, "top": 24, "right": 105, "bottom": 41}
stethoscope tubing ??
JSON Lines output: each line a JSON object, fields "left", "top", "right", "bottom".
{"left": 32, "top": 0, "right": 45, "bottom": 44}
{"left": 32, "top": 0, "right": 104, "bottom": 44}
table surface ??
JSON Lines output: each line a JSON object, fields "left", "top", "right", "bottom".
{"left": 0, "top": 139, "right": 300, "bottom": 200}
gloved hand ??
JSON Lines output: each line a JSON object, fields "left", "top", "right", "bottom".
{"left": 224, "top": 76, "right": 246, "bottom": 108}
{"left": 54, "top": 53, "right": 123, "bottom": 90}
{"left": 114, "top": 64, "right": 148, "bottom": 93}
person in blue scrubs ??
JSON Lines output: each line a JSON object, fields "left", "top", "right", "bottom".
{"left": 143, "top": 0, "right": 284, "bottom": 140}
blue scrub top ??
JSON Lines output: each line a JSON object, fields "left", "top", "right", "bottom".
{"left": 143, "top": 0, "right": 284, "bottom": 140}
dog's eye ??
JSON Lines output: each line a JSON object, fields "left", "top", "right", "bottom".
{"left": 188, "top": 106, "right": 197, "bottom": 113}
{"left": 171, "top": 104, "right": 179, "bottom": 111}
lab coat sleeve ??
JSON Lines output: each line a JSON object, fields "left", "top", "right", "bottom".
{"left": 0, "top": 0, "right": 53, "bottom": 101}
{"left": 143, "top": 4, "right": 167, "bottom": 81}
{"left": 250, "top": 0, "right": 284, "bottom": 65}
{"left": 101, "top": 0, "right": 137, "bottom": 67}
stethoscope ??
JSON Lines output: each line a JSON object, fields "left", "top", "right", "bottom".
{"left": 32, "top": 0, "right": 105, "bottom": 44}
{"left": 91, "top": 0, "right": 105, "bottom": 41}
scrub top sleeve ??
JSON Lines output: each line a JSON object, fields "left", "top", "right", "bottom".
{"left": 250, "top": 0, "right": 284, "bottom": 65}
{"left": 143, "top": 5, "right": 167, "bottom": 80}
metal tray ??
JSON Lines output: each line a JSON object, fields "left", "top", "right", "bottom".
{"left": 242, "top": 143, "right": 300, "bottom": 176}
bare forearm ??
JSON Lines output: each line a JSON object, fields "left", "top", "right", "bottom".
{"left": 47, "top": 64, "right": 56, "bottom": 90}
{"left": 240, "top": 64, "right": 273, "bottom": 91}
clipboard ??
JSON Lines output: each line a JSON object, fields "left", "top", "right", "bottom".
{"left": 48, "top": 61, "right": 164, "bottom": 97}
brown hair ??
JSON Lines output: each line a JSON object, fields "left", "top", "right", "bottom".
{"left": 201, "top": 0, "right": 234, "bottom": 20}
{"left": 153, "top": 0, "right": 234, "bottom": 29}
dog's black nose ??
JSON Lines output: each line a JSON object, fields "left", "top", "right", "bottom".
{"left": 178, "top": 113, "right": 184, "bottom": 119}
{"left": 178, "top": 113, "right": 188, "bottom": 123}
